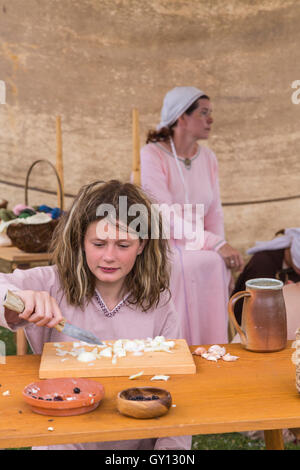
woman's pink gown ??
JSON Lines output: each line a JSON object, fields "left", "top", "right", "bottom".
{"left": 141, "top": 142, "right": 230, "bottom": 346}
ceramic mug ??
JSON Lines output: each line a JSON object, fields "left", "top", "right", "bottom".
{"left": 228, "top": 278, "right": 287, "bottom": 352}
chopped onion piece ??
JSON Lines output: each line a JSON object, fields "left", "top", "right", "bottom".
{"left": 222, "top": 353, "right": 239, "bottom": 362}
{"left": 129, "top": 371, "right": 144, "bottom": 380}
{"left": 77, "top": 351, "right": 97, "bottom": 363}
{"left": 99, "top": 347, "right": 112, "bottom": 358}
{"left": 150, "top": 375, "right": 170, "bottom": 381}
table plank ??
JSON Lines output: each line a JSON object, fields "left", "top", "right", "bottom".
{"left": 0, "top": 246, "right": 52, "bottom": 263}
{"left": 0, "top": 343, "right": 298, "bottom": 448}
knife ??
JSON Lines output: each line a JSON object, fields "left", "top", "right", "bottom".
{"left": 3, "top": 290, "right": 104, "bottom": 346}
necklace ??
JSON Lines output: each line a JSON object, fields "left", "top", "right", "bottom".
{"left": 169, "top": 137, "right": 189, "bottom": 204}
{"left": 184, "top": 158, "right": 192, "bottom": 169}
{"left": 168, "top": 139, "right": 198, "bottom": 170}
{"left": 94, "top": 290, "right": 129, "bottom": 318}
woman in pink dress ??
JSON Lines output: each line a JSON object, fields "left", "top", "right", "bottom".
{"left": 141, "top": 86, "right": 244, "bottom": 346}
{"left": 0, "top": 180, "right": 190, "bottom": 450}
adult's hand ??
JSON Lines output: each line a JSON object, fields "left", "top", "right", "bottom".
{"left": 217, "top": 243, "right": 244, "bottom": 272}
{"left": 5, "top": 290, "right": 63, "bottom": 328}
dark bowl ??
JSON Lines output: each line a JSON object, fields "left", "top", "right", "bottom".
{"left": 117, "top": 387, "right": 172, "bottom": 419}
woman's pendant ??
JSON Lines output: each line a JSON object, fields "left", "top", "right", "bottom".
{"left": 184, "top": 158, "right": 191, "bottom": 169}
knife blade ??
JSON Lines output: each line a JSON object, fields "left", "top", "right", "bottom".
{"left": 3, "top": 290, "right": 104, "bottom": 346}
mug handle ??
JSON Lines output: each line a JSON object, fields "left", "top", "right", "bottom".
{"left": 228, "top": 290, "right": 251, "bottom": 345}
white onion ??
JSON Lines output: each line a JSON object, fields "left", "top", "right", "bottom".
{"left": 77, "top": 351, "right": 97, "bottom": 363}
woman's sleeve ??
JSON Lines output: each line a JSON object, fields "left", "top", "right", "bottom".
{"left": 204, "top": 150, "right": 225, "bottom": 240}
{"left": 141, "top": 144, "right": 225, "bottom": 251}
{"left": 140, "top": 144, "right": 173, "bottom": 205}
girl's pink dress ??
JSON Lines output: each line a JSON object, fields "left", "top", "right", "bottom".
{"left": 141, "top": 142, "right": 230, "bottom": 346}
{"left": 0, "top": 265, "right": 191, "bottom": 450}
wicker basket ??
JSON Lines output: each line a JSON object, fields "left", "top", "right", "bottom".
{"left": 0, "top": 198, "right": 8, "bottom": 209}
{"left": 7, "top": 160, "right": 63, "bottom": 253}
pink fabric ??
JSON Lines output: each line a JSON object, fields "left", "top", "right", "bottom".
{"left": 141, "top": 142, "right": 229, "bottom": 345}
{"left": 0, "top": 265, "right": 191, "bottom": 451}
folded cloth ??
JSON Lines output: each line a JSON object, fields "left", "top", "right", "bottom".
{"left": 247, "top": 228, "right": 300, "bottom": 270}
{"left": 13, "top": 204, "right": 34, "bottom": 216}
{"left": 38, "top": 205, "right": 61, "bottom": 219}
{"left": 0, "top": 213, "right": 52, "bottom": 233}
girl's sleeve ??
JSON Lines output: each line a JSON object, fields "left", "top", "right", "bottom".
{"left": 0, "top": 266, "right": 58, "bottom": 352}
{"left": 154, "top": 295, "right": 181, "bottom": 339}
{"left": 141, "top": 144, "right": 225, "bottom": 251}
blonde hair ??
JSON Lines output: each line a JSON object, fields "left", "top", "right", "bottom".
{"left": 50, "top": 180, "right": 171, "bottom": 311}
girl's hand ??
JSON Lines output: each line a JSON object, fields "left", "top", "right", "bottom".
{"left": 7, "top": 290, "right": 63, "bottom": 328}
{"left": 217, "top": 243, "right": 244, "bottom": 272}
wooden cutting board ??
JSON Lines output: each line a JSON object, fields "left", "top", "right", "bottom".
{"left": 39, "top": 340, "right": 196, "bottom": 378}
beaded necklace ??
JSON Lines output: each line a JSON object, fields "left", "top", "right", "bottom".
{"left": 94, "top": 290, "right": 129, "bottom": 318}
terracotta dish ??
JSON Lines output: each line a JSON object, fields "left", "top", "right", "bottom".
{"left": 23, "top": 378, "right": 105, "bottom": 416}
{"left": 117, "top": 387, "right": 172, "bottom": 419}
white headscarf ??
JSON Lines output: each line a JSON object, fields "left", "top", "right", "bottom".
{"left": 247, "top": 228, "right": 300, "bottom": 269}
{"left": 157, "top": 86, "right": 205, "bottom": 131}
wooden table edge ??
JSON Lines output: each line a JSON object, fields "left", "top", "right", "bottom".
{"left": 0, "top": 417, "right": 291, "bottom": 449}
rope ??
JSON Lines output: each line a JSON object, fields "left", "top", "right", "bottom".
{"left": 222, "top": 193, "right": 300, "bottom": 206}
{"left": 0, "top": 179, "right": 300, "bottom": 206}
{"left": 0, "top": 179, "right": 75, "bottom": 199}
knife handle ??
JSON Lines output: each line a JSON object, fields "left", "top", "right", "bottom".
{"left": 54, "top": 318, "right": 66, "bottom": 332}
{"left": 4, "top": 289, "right": 66, "bottom": 331}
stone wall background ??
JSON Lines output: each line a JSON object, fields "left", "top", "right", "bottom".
{"left": 1, "top": 0, "right": 300, "bottom": 254}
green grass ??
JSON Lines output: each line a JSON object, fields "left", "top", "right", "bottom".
{"left": 192, "top": 433, "right": 300, "bottom": 450}
{"left": 0, "top": 326, "right": 17, "bottom": 355}
{"left": 1, "top": 326, "right": 300, "bottom": 451}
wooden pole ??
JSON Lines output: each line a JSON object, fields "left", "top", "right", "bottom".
{"left": 56, "top": 115, "right": 64, "bottom": 210}
{"left": 132, "top": 108, "right": 141, "bottom": 185}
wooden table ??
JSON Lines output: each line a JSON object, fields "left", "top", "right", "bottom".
{"left": 0, "top": 246, "right": 52, "bottom": 272}
{"left": 0, "top": 343, "right": 298, "bottom": 450}
{"left": 0, "top": 246, "right": 52, "bottom": 355}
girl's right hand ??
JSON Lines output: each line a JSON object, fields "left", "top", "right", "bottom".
{"left": 9, "top": 290, "right": 64, "bottom": 328}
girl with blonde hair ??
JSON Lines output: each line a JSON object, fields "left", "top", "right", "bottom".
{"left": 0, "top": 179, "right": 190, "bottom": 450}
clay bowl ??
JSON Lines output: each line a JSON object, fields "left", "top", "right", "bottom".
{"left": 23, "top": 378, "right": 105, "bottom": 416}
{"left": 117, "top": 387, "right": 172, "bottom": 419}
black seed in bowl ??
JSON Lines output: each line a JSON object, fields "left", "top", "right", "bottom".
{"left": 73, "top": 387, "right": 81, "bottom": 394}
{"left": 53, "top": 396, "right": 63, "bottom": 401}
{"left": 128, "top": 394, "right": 160, "bottom": 401}
{"left": 152, "top": 395, "right": 159, "bottom": 400}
